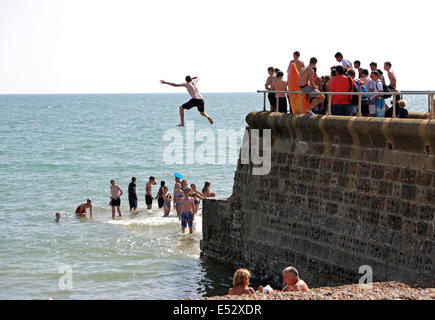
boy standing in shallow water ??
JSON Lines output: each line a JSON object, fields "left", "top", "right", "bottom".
{"left": 228, "top": 269, "right": 256, "bottom": 296}
{"left": 110, "top": 180, "right": 123, "bottom": 219}
{"left": 145, "top": 176, "right": 156, "bottom": 210}
{"left": 179, "top": 188, "right": 195, "bottom": 234}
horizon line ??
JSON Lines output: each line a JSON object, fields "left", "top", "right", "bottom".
{"left": 0, "top": 91, "right": 256, "bottom": 95}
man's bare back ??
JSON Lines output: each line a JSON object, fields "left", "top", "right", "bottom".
{"left": 228, "top": 285, "right": 255, "bottom": 296}
{"left": 299, "top": 66, "right": 314, "bottom": 87}
{"left": 272, "top": 78, "right": 288, "bottom": 97}
{"left": 290, "top": 59, "right": 305, "bottom": 72}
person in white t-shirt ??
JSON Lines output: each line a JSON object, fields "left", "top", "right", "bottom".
{"left": 369, "top": 71, "right": 386, "bottom": 117}
{"left": 369, "top": 62, "right": 385, "bottom": 83}
{"left": 367, "top": 74, "right": 376, "bottom": 117}
{"left": 161, "top": 76, "right": 214, "bottom": 127}
{"left": 335, "top": 52, "right": 353, "bottom": 69}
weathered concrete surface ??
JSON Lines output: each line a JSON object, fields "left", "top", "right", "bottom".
{"left": 200, "top": 112, "right": 435, "bottom": 288}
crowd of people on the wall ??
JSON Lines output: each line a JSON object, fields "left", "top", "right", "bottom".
{"left": 265, "top": 51, "right": 409, "bottom": 118}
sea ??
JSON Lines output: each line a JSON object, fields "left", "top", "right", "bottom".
{"left": 0, "top": 93, "right": 429, "bottom": 300}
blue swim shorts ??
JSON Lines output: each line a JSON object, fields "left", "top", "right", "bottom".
{"left": 181, "top": 211, "right": 193, "bottom": 228}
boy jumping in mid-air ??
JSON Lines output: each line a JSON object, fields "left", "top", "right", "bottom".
{"left": 160, "top": 76, "right": 213, "bottom": 127}
{"left": 179, "top": 187, "right": 195, "bottom": 234}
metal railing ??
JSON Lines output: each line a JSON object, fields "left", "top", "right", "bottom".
{"left": 257, "top": 90, "right": 435, "bottom": 119}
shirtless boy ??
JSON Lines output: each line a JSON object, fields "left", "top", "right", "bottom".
{"left": 110, "top": 180, "right": 123, "bottom": 219}
{"left": 265, "top": 67, "right": 276, "bottom": 111}
{"left": 145, "top": 176, "right": 156, "bottom": 210}
{"left": 228, "top": 269, "right": 256, "bottom": 296}
{"left": 354, "top": 60, "right": 363, "bottom": 79}
{"left": 383, "top": 62, "right": 397, "bottom": 89}
{"left": 160, "top": 76, "right": 213, "bottom": 126}
{"left": 299, "top": 57, "right": 325, "bottom": 115}
{"left": 288, "top": 51, "right": 305, "bottom": 73}
{"left": 271, "top": 71, "right": 288, "bottom": 113}
{"left": 156, "top": 181, "right": 166, "bottom": 209}
{"left": 179, "top": 188, "right": 195, "bottom": 233}
{"left": 75, "top": 198, "right": 93, "bottom": 218}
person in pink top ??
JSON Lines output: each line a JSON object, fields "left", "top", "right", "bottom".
{"left": 160, "top": 76, "right": 214, "bottom": 127}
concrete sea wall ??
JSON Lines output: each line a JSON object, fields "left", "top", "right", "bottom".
{"left": 200, "top": 112, "right": 435, "bottom": 288}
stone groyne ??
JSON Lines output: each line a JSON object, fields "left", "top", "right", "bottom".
{"left": 200, "top": 112, "right": 435, "bottom": 288}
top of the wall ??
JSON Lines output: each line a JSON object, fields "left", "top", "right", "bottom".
{"left": 246, "top": 112, "right": 435, "bottom": 169}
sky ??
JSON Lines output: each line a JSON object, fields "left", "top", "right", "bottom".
{"left": 0, "top": 0, "right": 434, "bottom": 94}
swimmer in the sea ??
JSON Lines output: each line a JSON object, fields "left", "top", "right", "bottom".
{"left": 173, "top": 182, "right": 183, "bottom": 220}
{"left": 190, "top": 183, "right": 203, "bottom": 215}
{"left": 156, "top": 181, "right": 166, "bottom": 209}
{"left": 179, "top": 187, "right": 195, "bottom": 234}
{"left": 110, "top": 179, "right": 123, "bottom": 219}
{"left": 202, "top": 181, "right": 215, "bottom": 198}
{"left": 145, "top": 176, "right": 156, "bottom": 210}
{"left": 75, "top": 198, "right": 93, "bottom": 218}
{"left": 55, "top": 212, "right": 61, "bottom": 222}
{"left": 181, "top": 179, "right": 188, "bottom": 190}
{"left": 163, "top": 187, "right": 172, "bottom": 217}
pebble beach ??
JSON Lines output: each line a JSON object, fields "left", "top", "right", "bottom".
{"left": 195, "top": 279, "right": 435, "bottom": 300}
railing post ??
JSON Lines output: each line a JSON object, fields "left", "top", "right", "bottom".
{"left": 327, "top": 94, "right": 332, "bottom": 115}
{"left": 358, "top": 94, "right": 362, "bottom": 117}
{"left": 301, "top": 94, "right": 304, "bottom": 114}
{"left": 431, "top": 93, "right": 434, "bottom": 120}
{"left": 263, "top": 92, "right": 266, "bottom": 111}
{"left": 392, "top": 94, "right": 397, "bottom": 118}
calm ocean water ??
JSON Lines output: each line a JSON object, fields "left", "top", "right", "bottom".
{"left": 0, "top": 93, "right": 428, "bottom": 299}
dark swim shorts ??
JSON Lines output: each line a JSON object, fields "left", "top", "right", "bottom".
{"left": 128, "top": 196, "right": 137, "bottom": 210}
{"left": 158, "top": 197, "right": 164, "bottom": 208}
{"left": 182, "top": 99, "right": 205, "bottom": 112}
{"left": 145, "top": 194, "right": 153, "bottom": 205}
{"left": 111, "top": 198, "right": 121, "bottom": 207}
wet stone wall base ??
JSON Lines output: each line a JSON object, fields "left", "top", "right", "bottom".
{"left": 200, "top": 112, "right": 435, "bottom": 288}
